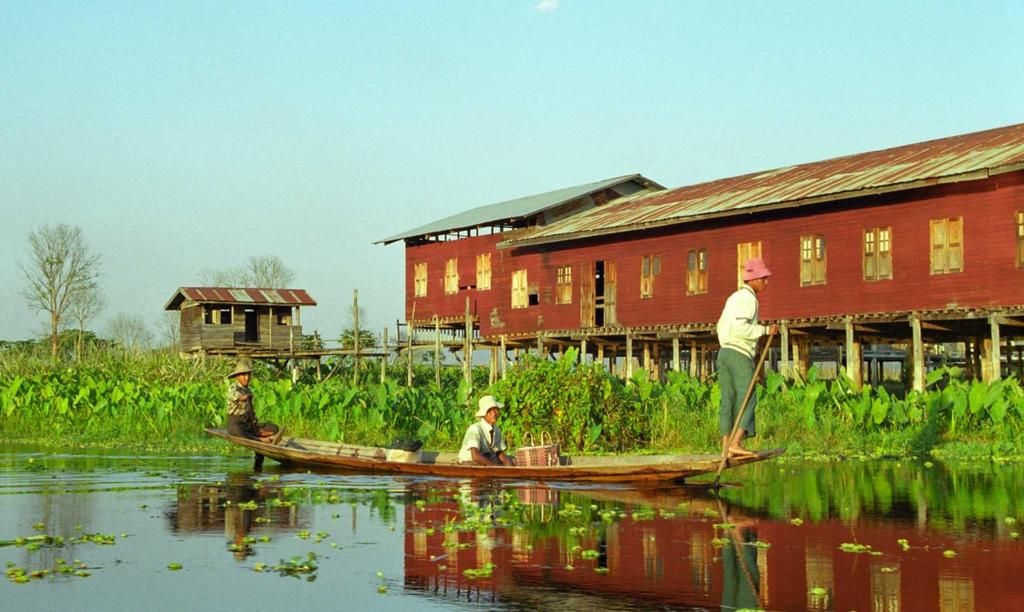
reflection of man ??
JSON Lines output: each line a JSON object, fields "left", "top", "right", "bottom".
{"left": 223, "top": 472, "right": 258, "bottom": 560}
{"left": 721, "top": 527, "right": 761, "bottom": 611}
{"left": 458, "top": 396, "right": 514, "bottom": 466}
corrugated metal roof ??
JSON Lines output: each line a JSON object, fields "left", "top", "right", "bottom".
{"left": 502, "top": 123, "right": 1024, "bottom": 248}
{"left": 164, "top": 287, "right": 317, "bottom": 310}
{"left": 375, "top": 174, "right": 664, "bottom": 244}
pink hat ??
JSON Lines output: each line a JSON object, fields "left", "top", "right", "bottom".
{"left": 742, "top": 258, "right": 772, "bottom": 281}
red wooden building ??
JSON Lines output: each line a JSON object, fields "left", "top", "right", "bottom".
{"left": 380, "top": 124, "right": 1024, "bottom": 389}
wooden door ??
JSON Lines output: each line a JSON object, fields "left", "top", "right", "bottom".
{"left": 605, "top": 261, "right": 617, "bottom": 325}
{"left": 580, "top": 262, "right": 595, "bottom": 327}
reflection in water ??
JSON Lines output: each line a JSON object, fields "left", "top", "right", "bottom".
{"left": 3, "top": 452, "right": 1024, "bottom": 610}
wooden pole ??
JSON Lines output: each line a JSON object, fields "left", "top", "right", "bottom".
{"left": 352, "top": 289, "right": 360, "bottom": 386}
{"left": 536, "top": 333, "right": 543, "bottom": 359}
{"left": 910, "top": 315, "right": 925, "bottom": 393}
{"left": 625, "top": 331, "right": 633, "bottom": 380}
{"left": 689, "top": 341, "right": 698, "bottom": 378}
{"left": 464, "top": 297, "right": 472, "bottom": 384}
{"left": 434, "top": 316, "right": 441, "bottom": 388}
{"left": 988, "top": 313, "right": 1002, "bottom": 382}
{"left": 406, "top": 305, "right": 415, "bottom": 387}
{"left": 780, "top": 322, "right": 790, "bottom": 378}
{"left": 845, "top": 317, "right": 861, "bottom": 390}
{"left": 580, "top": 338, "right": 587, "bottom": 364}
{"left": 672, "top": 337, "right": 680, "bottom": 372}
{"left": 488, "top": 346, "right": 497, "bottom": 384}
{"left": 500, "top": 335, "right": 507, "bottom": 380}
{"left": 380, "top": 327, "right": 388, "bottom": 384}
{"left": 597, "top": 343, "right": 604, "bottom": 368}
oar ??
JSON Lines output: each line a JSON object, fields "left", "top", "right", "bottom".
{"left": 712, "top": 327, "right": 777, "bottom": 489}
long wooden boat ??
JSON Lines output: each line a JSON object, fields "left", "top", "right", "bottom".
{"left": 205, "top": 428, "right": 784, "bottom": 483}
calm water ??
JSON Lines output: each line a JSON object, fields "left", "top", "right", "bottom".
{"left": 2, "top": 446, "right": 1023, "bottom": 611}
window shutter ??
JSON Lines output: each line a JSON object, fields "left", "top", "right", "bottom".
{"left": 948, "top": 218, "right": 963, "bottom": 272}
{"left": 930, "top": 220, "right": 946, "bottom": 274}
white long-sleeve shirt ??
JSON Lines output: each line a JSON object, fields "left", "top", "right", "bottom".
{"left": 716, "top": 285, "right": 766, "bottom": 359}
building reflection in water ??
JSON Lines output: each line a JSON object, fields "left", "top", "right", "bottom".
{"left": 939, "top": 573, "right": 975, "bottom": 612}
{"left": 871, "top": 561, "right": 901, "bottom": 612}
{"left": 805, "top": 543, "right": 835, "bottom": 610}
{"left": 167, "top": 471, "right": 308, "bottom": 560}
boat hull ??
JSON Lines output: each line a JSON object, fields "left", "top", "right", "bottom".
{"left": 204, "top": 428, "right": 784, "bottom": 483}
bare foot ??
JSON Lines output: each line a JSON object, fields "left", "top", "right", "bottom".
{"left": 727, "top": 446, "right": 757, "bottom": 458}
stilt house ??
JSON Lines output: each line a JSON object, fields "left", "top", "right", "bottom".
{"left": 380, "top": 124, "right": 1024, "bottom": 390}
{"left": 164, "top": 287, "right": 316, "bottom": 356}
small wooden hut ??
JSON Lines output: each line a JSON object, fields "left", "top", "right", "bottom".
{"left": 164, "top": 287, "right": 317, "bottom": 356}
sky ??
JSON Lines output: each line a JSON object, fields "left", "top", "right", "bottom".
{"left": 2, "top": 1, "right": 1023, "bottom": 344}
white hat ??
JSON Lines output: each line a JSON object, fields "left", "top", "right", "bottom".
{"left": 475, "top": 395, "right": 503, "bottom": 418}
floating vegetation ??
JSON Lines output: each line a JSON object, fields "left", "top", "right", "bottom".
{"left": 594, "top": 567, "right": 609, "bottom": 574}
{"left": 752, "top": 541, "right": 772, "bottom": 549}
{"left": 269, "top": 552, "right": 318, "bottom": 581}
{"left": 839, "top": 542, "right": 881, "bottom": 555}
{"left": 879, "top": 566, "right": 898, "bottom": 573}
{"left": 580, "top": 549, "right": 600, "bottom": 560}
{"left": 790, "top": 518, "right": 804, "bottom": 526}
{"left": 5, "top": 559, "right": 94, "bottom": 583}
{"left": 897, "top": 538, "right": 910, "bottom": 551}
{"left": 237, "top": 500, "right": 258, "bottom": 511}
{"left": 809, "top": 586, "right": 828, "bottom": 596}
{"left": 167, "top": 563, "right": 183, "bottom": 571}
{"left": 711, "top": 537, "right": 731, "bottom": 548}
{"left": 463, "top": 562, "right": 496, "bottom": 579}
{"left": 943, "top": 550, "right": 957, "bottom": 558}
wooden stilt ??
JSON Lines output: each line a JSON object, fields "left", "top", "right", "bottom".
{"left": 580, "top": 338, "right": 587, "bottom": 364}
{"left": 643, "top": 342, "right": 651, "bottom": 377}
{"left": 988, "top": 313, "right": 1002, "bottom": 381}
{"left": 780, "top": 322, "right": 790, "bottom": 378}
{"left": 672, "top": 337, "right": 680, "bottom": 372}
{"left": 500, "top": 335, "right": 507, "bottom": 380}
{"left": 625, "top": 332, "right": 633, "bottom": 380}
{"left": 910, "top": 315, "right": 925, "bottom": 392}
{"left": 406, "top": 311, "right": 414, "bottom": 387}
{"left": 380, "top": 327, "right": 388, "bottom": 384}
{"left": 464, "top": 297, "right": 472, "bottom": 384}
{"left": 597, "top": 343, "right": 604, "bottom": 368}
{"left": 845, "top": 317, "right": 862, "bottom": 390}
{"left": 689, "top": 341, "right": 697, "bottom": 378}
{"left": 488, "top": 346, "right": 497, "bottom": 384}
{"left": 434, "top": 317, "right": 441, "bottom": 388}
{"left": 352, "top": 290, "right": 360, "bottom": 386}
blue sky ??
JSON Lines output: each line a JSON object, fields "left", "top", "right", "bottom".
{"left": 2, "top": 1, "right": 1022, "bottom": 342}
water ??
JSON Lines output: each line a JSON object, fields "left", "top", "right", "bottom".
{"left": 2, "top": 447, "right": 1022, "bottom": 611}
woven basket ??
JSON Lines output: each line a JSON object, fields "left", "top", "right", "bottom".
{"left": 515, "top": 432, "right": 560, "bottom": 467}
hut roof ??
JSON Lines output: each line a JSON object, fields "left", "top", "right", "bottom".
{"left": 375, "top": 174, "right": 664, "bottom": 244}
{"left": 501, "top": 122, "right": 1024, "bottom": 248}
{"left": 164, "top": 287, "right": 317, "bottom": 311}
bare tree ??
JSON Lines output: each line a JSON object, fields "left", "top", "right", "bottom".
{"left": 199, "top": 255, "right": 295, "bottom": 288}
{"left": 21, "top": 224, "right": 101, "bottom": 359}
{"left": 68, "top": 284, "right": 105, "bottom": 360}
{"left": 156, "top": 311, "right": 181, "bottom": 351}
{"left": 106, "top": 313, "right": 153, "bottom": 354}
{"left": 245, "top": 255, "right": 296, "bottom": 287}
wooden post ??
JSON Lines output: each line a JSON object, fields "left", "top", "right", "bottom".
{"left": 464, "top": 298, "right": 473, "bottom": 384}
{"left": 653, "top": 343, "right": 661, "bottom": 381}
{"left": 597, "top": 343, "right": 604, "bottom": 368}
{"left": 406, "top": 324, "right": 414, "bottom": 387}
{"left": 987, "top": 313, "right": 1002, "bottom": 382}
{"left": 672, "top": 337, "right": 680, "bottom": 372}
{"left": 434, "top": 317, "right": 441, "bottom": 388}
{"left": 780, "top": 322, "right": 790, "bottom": 378}
{"left": 488, "top": 346, "right": 497, "bottom": 384}
{"left": 689, "top": 341, "right": 698, "bottom": 378}
{"left": 352, "top": 290, "right": 360, "bottom": 386}
{"left": 380, "top": 327, "right": 388, "bottom": 385}
{"left": 845, "top": 317, "right": 861, "bottom": 390}
{"left": 625, "top": 332, "right": 633, "bottom": 380}
{"left": 792, "top": 339, "right": 809, "bottom": 381}
{"left": 500, "top": 335, "right": 507, "bottom": 380}
{"left": 580, "top": 338, "right": 587, "bottom": 364}
{"left": 536, "top": 333, "right": 543, "bottom": 359}
{"left": 910, "top": 315, "right": 925, "bottom": 393}
{"left": 643, "top": 342, "right": 651, "bottom": 377}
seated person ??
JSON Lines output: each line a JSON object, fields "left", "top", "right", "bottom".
{"left": 458, "top": 395, "right": 515, "bottom": 466}
{"left": 225, "top": 358, "right": 281, "bottom": 442}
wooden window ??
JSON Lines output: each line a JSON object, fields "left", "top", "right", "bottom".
{"left": 204, "top": 306, "right": 214, "bottom": 324}
{"left": 511, "top": 269, "right": 528, "bottom": 309}
{"left": 799, "top": 235, "right": 827, "bottom": 286}
{"left": 444, "top": 258, "right": 459, "bottom": 294}
{"left": 556, "top": 266, "right": 572, "bottom": 304}
{"left": 930, "top": 217, "right": 963, "bottom": 274}
{"left": 413, "top": 262, "right": 428, "bottom": 297}
{"left": 640, "top": 255, "right": 661, "bottom": 299}
{"left": 476, "top": 253, "right": 491, "bottom": 290}
{"left": 736, "top": 241, "right": 763, "bottom": 287}
{"left": 219, "top": 307, "right": 232, "bottom": 325}
{"left": 275, "top": 307, "right": 291, "bottom": 326}
{"left": 1016, "top": 210, "right": 1024, "bottom": 267}
{"left": 686, "top": 249, "right": 708, "bottom": 295}
{"left": 863, "top": 227, "right": 893, "bottom": 281}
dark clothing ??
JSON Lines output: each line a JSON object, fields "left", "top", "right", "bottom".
{"left": 225, "top": 381, "right": 278, "bottom": 439}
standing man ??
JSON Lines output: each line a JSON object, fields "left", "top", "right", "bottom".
{"left": 226, "top": 358, "right": 281, "bottom": 442}
{"left": 458, "top": 395, "right": 515, "bottom": 466}
{"left": 716, "top": 259, "right": 778, "bottom": 458}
